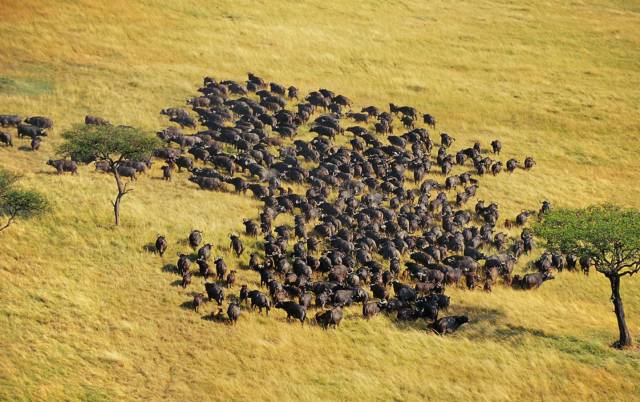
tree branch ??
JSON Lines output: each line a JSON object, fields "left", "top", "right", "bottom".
{"left": 122, "top": 181, "right": 133, "bottom": 194}
{"left": 619, "top": 267, "right": 640, "bottom": 277}
{"left": 620, "top": 248, "right": 639, "bottom": 265}
{"left": 619, "top": 261, "right": 640, "bottom": 270}
{"left": 601, "top": 250, "right": 612, "bottom": 267}
{"left": 592, "top": 256, "right": 610, "bottom": 274}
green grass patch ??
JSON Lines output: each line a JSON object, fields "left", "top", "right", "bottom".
{"left": 0, "top": 75, "right": 52, "bottom": 96}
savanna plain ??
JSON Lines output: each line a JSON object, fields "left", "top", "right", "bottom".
{"left": 0, "top": 0, "right": 639, "bottom": 401}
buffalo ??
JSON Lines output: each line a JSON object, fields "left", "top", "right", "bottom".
{"left": 177, "top": 253, "right": 191, "bottom": 275}
{"left": 315, "top": 307, "right": 343, "bottom": 329}
{"left": 116, "top": 166, "right": 137, "bottom": 180}
{"left": 18, "top": 123, "right": 46, "bottom": 138}
{"left": 193, "top": 293, "right": 206, "bottom": 312}
{"left": 227, "top": 302, "right": 241, "bottom": 324}
{"left": 431, "top": 315, "right": 469, "bottom": 335}
{"left": 31, "top": 137, "right": 41, "bottom": 151}
{"left": 155, "top": 235, "right": 167, "bottom": 257}
{"left": 0, "top": 131, "right": 12, "bottom": 147}
{"left": 515, "top": 272, "right": 554, "bottom": 290}
{"left": 205, "top": 282, "right": 225, "bottom": 305}
{"left": 275, "top": 301, "right": 306, "bottom": 325}
{"left": 0, "top": 115, "right": 22, "bottom": 127}
{"left": 24, "top": 116, "right": 53, "bottom": 129}
{"left": 189, "top": 176, "right": 223, "bottom": 191}
{"left": 230, "top": 234, "right": 244, "bottom": 257}
{"left": 198, "top": 243, "right": 213, "bottom": 261}
{"left": 85, "top": 115, "right": 111, "bottom": 125}
{"left": 47, "top": 159, "right": 78, "bottom": 175}
{"left": 363, "top": 301, "right": 383, "bottom": 318}
{"left": 189, "top": 230, "right": 203, "bottom": 249}
{"left": 250, "top": 290, "right": 271, "bottom": 315}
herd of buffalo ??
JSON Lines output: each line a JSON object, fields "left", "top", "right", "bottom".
{"left": 1, "top": 73, "right": 592, "bottom": 333}
{"left": 146, "top": 73, "right": 590, "bottom": 333}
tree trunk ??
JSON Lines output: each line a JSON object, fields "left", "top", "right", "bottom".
{"left": 113, "top": 191, "right": 122, "bottom": 226}
{"left": 609, "top": 274, "right": 632, "bottom": 348}
{"left": 111, "top": 165, "right": 125, "bottom": 226}
{"left": 0, "top": 215, "right": 16, "bottom": 232}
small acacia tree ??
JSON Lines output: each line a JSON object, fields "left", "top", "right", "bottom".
{"left": 534, "top": 204, "right": 640, "bottom": 348}
{"left": 0, "top": 169, "right": 49, "bottom": 232}
{"left": 58, "top": 124, "right": 161, "bottom": 226}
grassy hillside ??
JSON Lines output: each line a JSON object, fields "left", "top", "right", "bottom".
{"left": 1, "top": 0, "right": 639, "bottom": 401}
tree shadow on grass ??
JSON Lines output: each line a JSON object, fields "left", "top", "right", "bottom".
{"left": 462, "top": 319, "right": 616, "bottom": 362}
{"left": 494, "top": 324, "right": 611, "bottom": 354}
{"left": 460, "top": 305, "right": 505, "bottom": 325}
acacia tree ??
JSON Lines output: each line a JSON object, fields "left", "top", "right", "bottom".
{"left": 58, "top": 124, "right": 161, "bottom": 226}
{"left": 534, "top": 204, "right": 640, "bottom": 348}
{"left": 0, "top": 170, "right": 49, "bottom": 233}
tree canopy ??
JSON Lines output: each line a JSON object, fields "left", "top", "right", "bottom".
{"left": 58, "top": 124, "right": 161, "bottom": 164}
{"left": 534, "top": 204, "right": 640, "bottom": 348}
{"left": 0, "top": 170, "right": 49, "bottom": 232}
{"left": 58, "top": 124, "right": 161, "bottom": 226}
{"left": 534, "top": 204, "right": 640, "bottom": 277}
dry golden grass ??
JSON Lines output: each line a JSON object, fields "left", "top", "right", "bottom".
{"left": 1, "top": 0, "right": 640, "bottom": 401}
